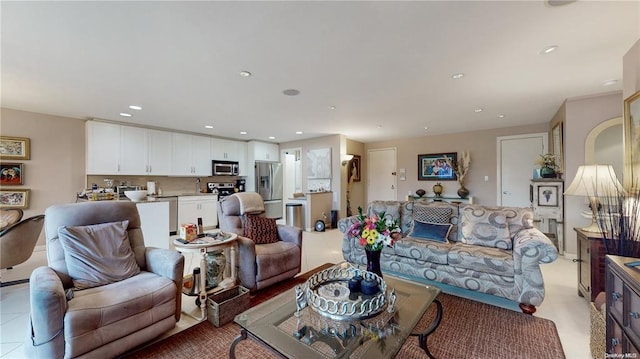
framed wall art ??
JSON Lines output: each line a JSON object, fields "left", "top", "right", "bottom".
{"left": 624, "top": 90, "right": 640, "bottom": 190}
{"left": 0, "top": 162, "right": 23, "bottom": 185}
{"left": 0, "top": 189, "right": 30, "bottom": 208}
{"left": 348, "top": 155, "right": 361, "bottom": 182}
{"left": 418, "top": 152, "right": 457, "bottom": 181}
{"left": 537, "top": 185, "right": 559, "bottom": 207}
{"left": 0, "top": 136, "right": 30, "bottom": 160}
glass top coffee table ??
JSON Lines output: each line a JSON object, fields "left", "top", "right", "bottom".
{"left": 229, "top": 264, "right": 442, "bottom": 359}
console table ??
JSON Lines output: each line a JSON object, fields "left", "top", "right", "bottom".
{"left": 406, "top": 195, "right": 473, "bottom": 204}
{"left": 575, "top": 228, "right": 606, "bottom": 302}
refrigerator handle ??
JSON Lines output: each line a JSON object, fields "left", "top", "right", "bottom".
{"left": 269, "top": 164, "right": 274, "bottom": 199}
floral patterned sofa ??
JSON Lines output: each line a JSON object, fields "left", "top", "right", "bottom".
{"left": 338, "top": 200, "right": 558, "bottom": 314}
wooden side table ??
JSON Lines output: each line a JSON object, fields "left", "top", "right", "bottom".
{"left": 575, "top": 228, "right": 606, "bottom": 302}
{"left": 173, "top": 231, "right": 238, "bottom": 321}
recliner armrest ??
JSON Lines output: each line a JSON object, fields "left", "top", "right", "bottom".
{"left": 25, "top": 266, "right": 67, "bottom": 358}
{"left": 145, "top": 247, "right": 185, "bottom": 321}
{"left": 277, "top": 224, "right": 302, "bottom": 247}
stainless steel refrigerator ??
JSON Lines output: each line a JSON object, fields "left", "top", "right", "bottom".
{"left": 255, "top": 161, "right": 283, "bottom": 219}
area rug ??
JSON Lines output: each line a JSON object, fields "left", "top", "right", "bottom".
{"left": 124, "top": 266, "right": 565, "bottom": 359}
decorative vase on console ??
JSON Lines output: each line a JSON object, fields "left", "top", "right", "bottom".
{"left": 365, "top": 249, "right": 383, "bottom": 278}
{"left": 432, "top": 183, "right": 443, "bottom": 197}
{"left": 457, "top": 182, "right": 470, "bottom": 199}
{"left": 540, "top": 166, "right": 556, "bottom": 178}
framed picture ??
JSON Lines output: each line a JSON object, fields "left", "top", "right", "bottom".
{"left": 537, "top": 185, "right": 559, "bottom": 207}
{"left": 0, "top": 136, "right": 30, "bottom": 160}
{"left": 551, "top": 122, "right": 563, "bottom": 174}
{"left": 0, "top": 162, "right": 24, "bottom": 185}
{"left": 418, "top": 152, "right": 457, "bottom": 181}
{"left": 0, "top": 189, "right": 30, "bottom": 209}
{"left": 348, "top": 155, "right": 361, "bottom": 182}
{"left": 624, "top": 90, "right": 640, "bottom": 190}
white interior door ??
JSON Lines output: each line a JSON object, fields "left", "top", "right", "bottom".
{"left": 497, "top": 133, "right": 548, "bottom": 207}
{"left": 367, "top": 148, "right": 397, "bottom": 201}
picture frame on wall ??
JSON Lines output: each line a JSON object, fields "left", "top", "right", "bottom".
{"left": 624, "top": 90, "right": 640, "bottom": 190}
{"left": 0, "top": 162, "right": 24, "bottom": 185}
{"left": 418, "top": 152, "right": 457, "bottom": 181}
{"left": 537, "top": 185, "right": 559, "bottom": 207}
{"left": 0, "top": 189, "right": 30, "bottom": 209}
{"left": 348, "top": 155, "right": 361, "bottom": 182}
{"left": 0, "top": 136, "right": 30, "bottom": 160}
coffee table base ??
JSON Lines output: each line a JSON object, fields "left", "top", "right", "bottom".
{"left": 229, "top": 298, "right": 444, "bottom": 359}
{"left": 410, "top": 298, "right": 443, "bottom": 359}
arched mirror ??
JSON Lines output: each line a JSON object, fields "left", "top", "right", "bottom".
{"left": 585, "top": 116, "right": 624, "bottom": 182}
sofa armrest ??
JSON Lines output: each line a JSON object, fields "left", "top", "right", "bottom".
{"left": 277, "top": 224, "right": 302, "bottom": 248}
{"left": 338, "top": 216, "right": 359, "bottom": 234}
{"left": 25, "top": 266, "right": 67, "bottom": 358}
{"left": 145, "top": 247, "right": 185, "bottom": 321}
{"left": 513, "top": 227, "right": 558, "bottom": 265}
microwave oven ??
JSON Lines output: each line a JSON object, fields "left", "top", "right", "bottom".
{"left": 212, "top": 160, "right": 239, "bottom": 176}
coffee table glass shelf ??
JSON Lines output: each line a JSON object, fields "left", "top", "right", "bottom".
{"left": 230, "top": 262, "right": 442, "bottom": 359}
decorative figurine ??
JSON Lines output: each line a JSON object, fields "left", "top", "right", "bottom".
{"left": 295, "top": 284, "right": 307, "bottom": 316}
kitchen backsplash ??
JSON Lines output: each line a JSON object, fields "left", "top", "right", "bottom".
{"left": 86, "top": 175, "right": 245, "bottom": 194}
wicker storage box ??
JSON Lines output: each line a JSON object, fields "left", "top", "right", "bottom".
{"left": 590, "top": 301, "right": 606, "bottom": 358}
{"left": 207, "top": 286, "right": 250, "bottom": 327}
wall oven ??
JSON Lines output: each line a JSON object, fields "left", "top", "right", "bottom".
{"left": 212, "top": 160, "right": 239, "bottom": 176}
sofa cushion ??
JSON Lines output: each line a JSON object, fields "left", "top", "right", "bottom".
{"left": 409, "top": 221, "right": 452, "bottom": 242}
{"left": 460, "top": 205, "right": 512, "bottom": 249}
{"left": 488, "top": 206, "right": 534, "bottom": 238}
{"left": 448, "top": 242, "right": 514, "bottom": 276}
{"left": 367, "top": 201, "right": 401, "bottom": 221}
{"left": 241, "top": 214, "right": 279, "bottom": 244}
{"left": 393, "top": 236, "right": 452, "bottom": 265}
{"left": 58, "top": 220, "right": 141, "bottom": 290}
{"left": 413, "top": 204, "right": 452, "bottom": 224}
{"left": 255, "top": 241, "right": 301, "bottom": 281}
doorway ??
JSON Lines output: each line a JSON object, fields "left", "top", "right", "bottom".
{"left": 497, "top": 133, "right": 548, "bottom": 207}
{"left": 367, "top": 148, "right": 397, "bottom": 201}
{"left": 281, "top": 148, "right": 302, "bottom": 221}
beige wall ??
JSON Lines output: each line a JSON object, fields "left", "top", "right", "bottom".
{"left": 1, "top": 108, "right": 86, "bottom": 244}
{"left": 363, "top": 123, "right": 548, "bottom": 205}
{"left": 562, "top": 92, "right": 623, "bottom": 255}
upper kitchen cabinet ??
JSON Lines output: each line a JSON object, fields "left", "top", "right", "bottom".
{"left": 87, "top": 121, "right": 121, "bottom": 174}
{"left": 171, "top": 133, "right": 211, "bottom": 176}
{"left": 249, "top": 141, "right": 279, "bottom": 162}
{"left": 86, "top": 121, "right": 172, "bottom": 175}
{"left": 211, "top": 138, "right": 248, "bottom": 175}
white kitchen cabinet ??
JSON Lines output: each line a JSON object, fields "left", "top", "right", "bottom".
{"left": 178, "top": 195, "right": 218, "bottom": 229}
{"left": 250, "top": 141, "right": 279, "bottom": 161}
{"left": 87, "top": 121, "right": 172, "bottom": 176}
{"left": 171, "top": 133, "right": 211, "bottom": 176}
{"left": 86, "top": 121, "right": 121, "bottom": 174}
{"left": 237, "top": 141, "right": 247, "bottom": 176}
{"left": 211, "top": 138, "right": 239, "bottom": 161}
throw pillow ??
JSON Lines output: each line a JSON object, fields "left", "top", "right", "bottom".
{"left": 413, "top": 204, "right": 452, "bottom": 224}
{"left": 241, "top": 214, "right": 279, "bottom": 244}
{"left": 459, "top": 205, "right": 512, "bottom": 249}
{"left": 409, "top": 221, "right": 453, "bottom": 242}
{"left": 58, "top": 220, "right": 141, "bottom": 290}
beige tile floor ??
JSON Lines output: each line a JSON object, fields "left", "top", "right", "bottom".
{"left": 1, "top": 229, "right": 590, "bottom": 358}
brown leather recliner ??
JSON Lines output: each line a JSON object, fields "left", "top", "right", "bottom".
{"left": 217, "top": 193, "right": 302, "bottom": 292}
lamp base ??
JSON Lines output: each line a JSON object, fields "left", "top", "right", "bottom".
{"left": 580, "top": 221, "right": 603, "bottom": 233}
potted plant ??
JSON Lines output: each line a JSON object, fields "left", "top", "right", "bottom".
{"left": 536, "top": 153, "right": 559, "bottom": 178}
{"left": 596, "top": 184, "right": 640, "bottom": 257}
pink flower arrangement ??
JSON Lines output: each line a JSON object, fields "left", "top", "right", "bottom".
{"left": 347, "top": 207, "right": 401, "bottom": 251}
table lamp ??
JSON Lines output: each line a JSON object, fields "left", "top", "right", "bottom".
{"left": 564, "top": 164, "right": 624, "bottom": 233}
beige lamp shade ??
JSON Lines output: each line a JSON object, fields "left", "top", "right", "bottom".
{"left": 564, "top": 164, "right": 624, "bottom": 232}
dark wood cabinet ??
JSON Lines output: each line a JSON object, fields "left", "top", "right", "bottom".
{"left": 575, "top": 228, "right": 606, "bottom": 301}
{"left": 605, "top": 255, "right": 640, "bottom": 354}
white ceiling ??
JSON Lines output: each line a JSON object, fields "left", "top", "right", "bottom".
{"left": 2, "top": 1, "right": 638, "bottom": 143}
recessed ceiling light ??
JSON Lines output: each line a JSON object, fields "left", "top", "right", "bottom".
{"left": 283, "top": 89, "right": 300, "bottom": 96}
{"left": 474, "top": 108, "right": 483, "bottom": 113}
{"left": 540, "top": 45, "right": 558, "bottom": 55}
{"left": 497, "top": 114, "right": 506, "bottom": 119}
{"left": 268, "top": 136, "right": 275, "bottom": 140}
{"left": 240, "top": 131, "right": 247, "bottom": 135}
{"left": 603, "top": 79, "right": 618, "bottom": 86}
{"left": 424, "top": 126, "right": 429, "bottom": 131}
{"left": 329, "top": 106, "right": 336, "bottom": 110}
{"left": 205, "top": 125, "right": 213, "bottom": 129}
{"left": 239, "top": 71, "right": 252, "bottom": 77}
{"left": 377, "top": 125, "right": 383, "bottom": 129}
{"left": 451, "top": 73, "right": 464, "bottom": 80}
{"left": 296, "top": 131, "right": 303, "bottom": 135}
{"left": 120, "top": 112, "right": 132, "bottom": 117}
{"left": 129, "top": 105, "right": 142, "bottom": 110}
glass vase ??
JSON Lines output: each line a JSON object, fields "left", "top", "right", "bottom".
{"left": 365, "top": 249, "right": 383, "bottom": 278}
